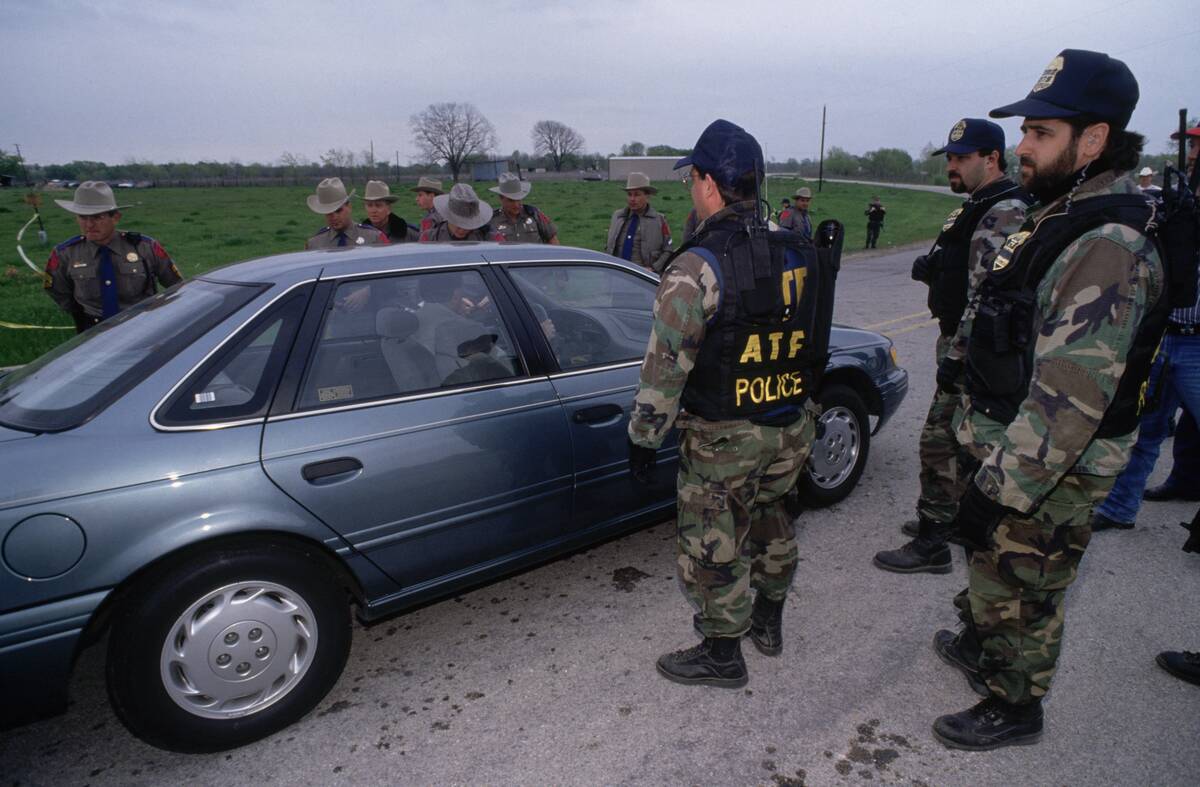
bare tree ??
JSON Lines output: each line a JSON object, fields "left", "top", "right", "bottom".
{"left": 531, "top": 120, "right": 585, "bottom": 172}
{"left": 410, "top": 102, "right": 497, "bottom": 181}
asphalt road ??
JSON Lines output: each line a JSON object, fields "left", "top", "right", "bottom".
{"left": 3, "top": 245, "right": 1198, "bottom": 786}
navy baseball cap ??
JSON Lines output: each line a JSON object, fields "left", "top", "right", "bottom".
{"left": 990, "top": 49, "right": 1138, "bottom": 130}
{"left": 931, "top": 118, "right": 1005, "bottom": 156}
{"left": 674, "top": 119, "right": 764, "bottom": 187}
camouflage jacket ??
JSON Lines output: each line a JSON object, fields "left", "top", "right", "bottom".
{"left": 945, "top": 189, "right": 1030, "bottom": 359}
{"left": 956, "top": 170, "right": 1165, "bottom": 514}
{"left": 627, "top": 212, "right": 724, "bottom": 449}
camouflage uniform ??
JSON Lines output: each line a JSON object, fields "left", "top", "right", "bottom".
{"left": 491, "top": 205, "right": 558, "bottom": 243}
{"left": 918, "top": 194, "right": 1028, "bottom": 524}
{"left": 44, "top": 232, "right": 182, "bottom": 330}
{"left": 305, "top": 223, "right": 389, "bottom": 250}
{"left": 954, "top": 170, "right": 1165, "bottom": 703}
{"left": 629, "top": 230, "right": 817, "bottom": 638}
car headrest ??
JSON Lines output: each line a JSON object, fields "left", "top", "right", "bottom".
{"left": 376, "top": 307, "right": 419, "bottom": 340}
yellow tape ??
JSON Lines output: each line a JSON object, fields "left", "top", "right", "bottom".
{"left": 0, "top": 320, "right": 72, "bottom": 330}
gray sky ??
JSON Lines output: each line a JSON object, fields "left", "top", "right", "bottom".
{"left": 3, "top": 0, "right": 1197, "bottom": 166}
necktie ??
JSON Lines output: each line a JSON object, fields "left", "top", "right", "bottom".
{"left": 337, "top": 232, "right": 347, "bottom": 247}
{"left": 98, "top": 246, "right": 120, "bottom": 318}
{"left": 619, "top": 213, "right": 640, "bottom": 261}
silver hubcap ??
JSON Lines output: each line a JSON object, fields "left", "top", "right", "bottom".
{"left": 160, "top": 581, "right": 318, "bottom": 719}
{"left": 808, "top": 405, "right": 861, "bottom": 489}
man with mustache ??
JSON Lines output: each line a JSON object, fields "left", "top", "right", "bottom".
{"left": 931, "top": 50, "right": 1168, "bottom": 750}
{"left": 875, "top": 119, "right": 1029, "bottom": 576}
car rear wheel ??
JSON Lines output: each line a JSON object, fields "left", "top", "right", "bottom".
{"left": 106, "top": 542, "right": 351, "bottom": 752}
{"left": 798, "top": 383, "right": 871, "bottom": 507}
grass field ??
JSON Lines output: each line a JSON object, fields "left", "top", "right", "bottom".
{"left": 0, "top": 178, "right": 957, "bottom": 366}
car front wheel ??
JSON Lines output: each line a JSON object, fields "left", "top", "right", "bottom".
{"left": 798, "top": 383, "right": 871, "bottom": 507}
{"left": 105, "top": 541, "right": 351, "bottom": 752}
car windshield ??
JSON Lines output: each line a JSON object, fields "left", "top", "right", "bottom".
{"left": 0, "top": 279, "right": 266, "bottom": 433}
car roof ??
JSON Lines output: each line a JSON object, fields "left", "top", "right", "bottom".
{"left": 200, "top": 243, "right": 635, "bottom": 287}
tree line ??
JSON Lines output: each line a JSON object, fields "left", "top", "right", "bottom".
{"left": 2, "top": 102, "right": 1186, "bottom": 188}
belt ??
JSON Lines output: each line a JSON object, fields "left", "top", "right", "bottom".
{"left": 1166, "top": 322, "right": 1198, "bottom": 336}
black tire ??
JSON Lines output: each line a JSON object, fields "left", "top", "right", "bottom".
{"left": 797, "top": 383, "right": 871, "bottom": 507}
{"left": 105, "top": 541, "right": 351, "bottom": 753}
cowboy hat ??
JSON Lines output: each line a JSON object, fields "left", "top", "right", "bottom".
{"left": 411, "top": 175, "right": 446, "bottom": 194}
{"left": 793, "top": 187, "right": 813, "bottom": 199}
{"left": 488, "top": 172, "right": 532, "bottom": 200}
{"left": 307, "top": 178, "right": 355, "bottom": 214}
{"left": 363, "top": 180, "right": 399, "bottom": 203}
{"left": 433, "top": 183, "right": 494, "bottom": 230}
{"left": 54, "top": 181, "right": 132, "bottom": 215}
{"left": 623, "top": 172, "right": 658, "bottom": 194}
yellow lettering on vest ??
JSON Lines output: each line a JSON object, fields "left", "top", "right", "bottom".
{"left": 764, "top": 374, "right": 778, "bottom": 402}
{"left": 740, "top": 334, "right": 762, "bottom": 364}
{"left": 788, "top": 330, "right": 806, "bottom": 358}
{"left": 781, "top": 270, "right": 793, "bottom": 306}
{"left": 750, "top": 377, "right": 765, "bottom": 403}
{"left": 792, "top": 268, "right": 808, "bottom": 301}
{"left": 735, "top": 378, "right": 750, "bottom": 407}
{"left": 779, "top": 373, "right": 793, "bottom": 399}
{"left": 768, "top": 332, "right": 784, "bottom": 360}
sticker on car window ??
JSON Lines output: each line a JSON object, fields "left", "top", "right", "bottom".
{"left": 317, "top": 385, "right": 354, "bottom": 402}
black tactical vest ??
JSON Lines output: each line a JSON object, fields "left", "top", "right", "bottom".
{"left": 678, "top": 216, "right": 836, "bottom": 426}
{"left": 966, "top": 192, "right": 1169, "bottom": 438}
{"left": 926, "top": 179, "right": 1029, "bottom": 335}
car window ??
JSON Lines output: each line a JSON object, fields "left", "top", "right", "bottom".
{"left": 156, "top": 290, "right": 309, "bottom": 426}
{"left": 297, "top": 269, "right": 524, "bottom": 410}
{"left": 507, "top": 264, "right": 656, "bottom": 370}
{"left": 0, "top": 279, "right": 266, "bottom": 433}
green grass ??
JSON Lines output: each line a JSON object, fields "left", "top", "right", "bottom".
{"left": 0, "top": 180, "right": 957, "bottom": 366}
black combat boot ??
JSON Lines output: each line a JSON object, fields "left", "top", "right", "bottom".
{"left": 933, "top": 628, "right": 989, "bottom": 697}
{"left": 900, "top": 518, "right": 920, "bottom": 538}
{"left": 1156, "top": 650, "right": 1200, "bottom": 686}
{"left": 932, "top": 696, "right": 1043, "bottom": 750}
{"left": 874, "top": 517, "right": 952, "bottom": 574}
{"left": 656, "top": 636, "right": 748, "bottom": 688}
{"left": 747, "top": 595, "right": 785, "bottom": 656}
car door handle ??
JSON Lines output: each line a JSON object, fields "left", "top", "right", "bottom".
{"left": 572, "top": 404, "right": 624, "bottom": 424}
{"left": 302, "top": 457, "right": 363, "bottom": 482}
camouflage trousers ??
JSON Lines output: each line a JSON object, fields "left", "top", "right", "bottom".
{"left": 917, "top": 334, "right": 973, "bottom": 523}
{"left": 674, "top": 409, "right": 816, "bottom": 638}
{"left": 965, "top": 472, "right": 1112, "bottom": 704}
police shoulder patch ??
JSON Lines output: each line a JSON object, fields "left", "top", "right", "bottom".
{"left": 56, "top": 235, "right": 85, "bottom": 251}
{"left": 991, "top": 231, "right": 1031, "bottom": 272}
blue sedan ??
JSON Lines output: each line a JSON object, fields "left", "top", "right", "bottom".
{"left": 0, "top": 242, "right": 906, "bottom": 751}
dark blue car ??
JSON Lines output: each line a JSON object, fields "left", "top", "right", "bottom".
{"left": 0, "top": 243, "right": 906, "bottom": 751}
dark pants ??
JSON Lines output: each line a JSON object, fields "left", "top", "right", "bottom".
{"left": 866, "top": 222, "right": 882, "bottom": 248}
{"left": 1164, "top": 408, "right": 1200, "bottom": 487}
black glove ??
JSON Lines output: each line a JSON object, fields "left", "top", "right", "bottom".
{"left": 1182, "top": 509, "right": 1200, "bottom": 554}
{"left": 628, "top": 438, "right": 657, "bottom": 485}
{"left": 911, "top": 254, "right": 932, "bottom": 282}
{"left": 936, "top": 357, "right": 965, "bottom": 395}
{"left": 948, "top": 484, "right": 1008, "bottom": 552}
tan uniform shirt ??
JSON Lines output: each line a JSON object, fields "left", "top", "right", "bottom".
{"left": 45, "top": 232, "right": 182, "bottom": 321}
{"left": 305, "top": 223, "right": 389, "bottom": 250}
{"left": 606, "top": 205, "right": 672, "bottom": 272}
{"left": 419, "top": 221, "right": 504, "bottom": 242}
{"left": 492, "top": 204, "right": 558, "bottom": 243}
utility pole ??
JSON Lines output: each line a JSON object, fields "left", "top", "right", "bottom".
{"left": 818, "top": 105, "right": 826, "bottom": 193}
{"left": 395, "top": 150, "right": 400, "bottom": 180}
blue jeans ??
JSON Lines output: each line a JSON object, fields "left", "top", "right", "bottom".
{"left": 1097, "top": 333, "right": 1200, "bottom": 524}
{"left": 1163, "top": 408, "right": 1200, "bottom": 485}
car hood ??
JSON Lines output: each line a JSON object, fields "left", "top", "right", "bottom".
{"left": 830, "top": 324, "right": 886, "bottom": 351}
{"left": 0, "top": 424, "right": 36, "bottom": 444}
